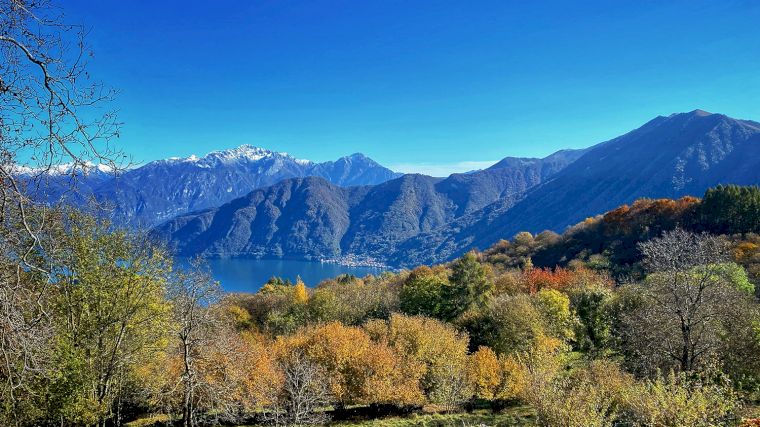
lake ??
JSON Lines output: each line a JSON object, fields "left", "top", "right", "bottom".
{"left": 179, "top": 258, "right": 386, "bottom": 293}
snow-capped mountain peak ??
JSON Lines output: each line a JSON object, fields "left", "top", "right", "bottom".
{"left": 160, "top": 145, "right": 313, "bottom": 168}
{"left": 23, "top": 145, "right": 401, "bottom": 228}
{"left": 15, "top": 161, "right": 116, "bottom": 177}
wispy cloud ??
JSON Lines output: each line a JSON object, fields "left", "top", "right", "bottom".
{"left": 389, "top": 160, "right": 498, "bottom": 177}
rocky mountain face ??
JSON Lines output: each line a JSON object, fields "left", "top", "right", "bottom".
{"left": 46, "top": 146, "right": 401, "bottom": 227}
{"left": 154, "top": 149, "right": 585, "bottom": 260}
{"left": 395, "top": 110, "right": 760, "bottom": 265}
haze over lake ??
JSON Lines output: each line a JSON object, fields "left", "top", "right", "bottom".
{"left": 179, "top": 258, "right": 385, "bottom": 293}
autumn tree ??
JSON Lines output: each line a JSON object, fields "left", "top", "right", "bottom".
{"left": 293, "top": 277, "right": 309, "bottom": 304}
{"left": 521, "top": 267, "right": 576, "bottom": 294}
{"left": 526, "top": 359, "right": 632, "bottom": 427}
{"left": 166, "top": 261, "right": 222, "bottom": 427}
{"left": 52, "top": 214, "right": 172, "bottom": 426}
{"left": 484, "top": 328, "right": 576, "bottom": 407}
{"left": 468, "top": 346, "right": 502, "bottom": 400}
{"left": 0, "top": 1, "right": 122, "bottom": 416}
{"left": 366, "top": 314, "right": 471, "bottom": 408}
{"left": 280, "top": 322, "right": 423, "bottom": 407}
{"left": 146, "top": 312, "right": 278, "bottom": 426}
{"left": 622, "top": 229, "right": 756, "bottom": 374}
{"left": 263, "top": 350, "right": 330, "bottom": 426}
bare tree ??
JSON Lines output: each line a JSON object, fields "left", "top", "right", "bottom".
{"left": 622, "top": 229, "right": 751, "bottom": 374}
{"left": 166, "top": 261, "right": 223, "bottom": 427}
{"left": 430, "top": 359, "right": 472, "bottom": 413}
{"left": 264, "top": 351, "right": 330, "bottom": 427}
{"left": 0, "top": 0, "right": 122, "bottom": 408}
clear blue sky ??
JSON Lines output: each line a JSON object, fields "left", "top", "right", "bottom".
{"left": 66, "top": 0, "right": 760, "bottom": 175}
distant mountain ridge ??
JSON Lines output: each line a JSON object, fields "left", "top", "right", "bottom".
{"left": 43, "top": 145, "right": 402, "bottom": 227}
{"left": 156, "top": 110, "right": 760, "bottom": 267}
{"left": 395, "top": 110, "right": 760, "bottom": 265}
{"left": 154, "top": 149, "right": 586, "bottom": 260}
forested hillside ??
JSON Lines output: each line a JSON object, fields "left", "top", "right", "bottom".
{"left": 397, "top": 110, "right": 760, "bottom": 265}
{"left": 155, "top": 150, "right": 582, "bottom": 260}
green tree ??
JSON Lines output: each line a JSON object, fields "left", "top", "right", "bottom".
{"left": 534, "top": 289, "right": 575, "bottom": 343}
{"left": 464, "top": 294, "right": 546, "bottom": 355}
{"left": 399, "top": 267, "right": 447, "bottom": 318}
{"left": 444, "top": 251, "right": 493, "bottom": 319}
{"left": 569, "top": 286, "right": 614, "bottom": 355}
{"left": 698, "top": 185, "right": 760, "bottom": 235}
{"left": 52, "top": 215, "right": 172, "bottom": 426}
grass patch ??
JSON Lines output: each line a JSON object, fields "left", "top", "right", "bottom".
{"left": 124, "top": 414, "right": 171, "bottom": 427}
{"left": 331, "top": 407, "right": 536, "bottom": 427}
{"left": 127, "top": 407, "right": 537, "bottom": 427}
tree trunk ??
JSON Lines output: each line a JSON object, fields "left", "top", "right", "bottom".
{"left": 182, "top": 334, "right": 193, "bottom": 427}
{"left": 680, "top": 322, "right": 691, "bottom": 371}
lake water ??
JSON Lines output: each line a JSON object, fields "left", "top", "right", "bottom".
{"left": 179, "top": 258, "right": 386, "bottom": 293}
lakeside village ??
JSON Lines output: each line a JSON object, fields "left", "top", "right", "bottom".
{"left": 319, "top": 253, "right": 391, "bottom": 269}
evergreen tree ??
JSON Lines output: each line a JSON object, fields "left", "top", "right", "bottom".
{"left": 443, "top": 251, "right": 493, "bottom": 319}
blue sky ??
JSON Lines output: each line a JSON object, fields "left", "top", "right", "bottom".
{"left": 66, "top": 0, "right": 760, "bottom": 176}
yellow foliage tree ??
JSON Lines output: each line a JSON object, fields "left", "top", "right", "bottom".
{"left": 224, "top": 303, "right": 254, "bottom": 330}
{"left": 293, "top": 278, "right": 309, "bottom": 304}
{"left": 510, "top": 335, "right": 566, "bottom": 405}
{"left": 534, "top": 289, "right": 575, "bottom": 342}
{"left": 235, "top": 332, "right": 282, "bottom": 411}
{"left": 468, "top": 346, "right": 502, "bottom": 400}
{"left": 278, "top": 322, "right": 424, "bottom": 406}
{"left": 367, "top": 314, "right": 472, "bottom": 409}
{"left": 496, "top": 354, "right": 529, "bottom": 401}
{"left": 143, "top": 318, "right": 279, "bottom": 425}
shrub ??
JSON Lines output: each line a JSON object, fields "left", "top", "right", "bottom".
{"left": 524, "top": 359, "right": 632, "bottom": 427}
{"left": 622, "top": 371, "right": 740, "bottom": 427}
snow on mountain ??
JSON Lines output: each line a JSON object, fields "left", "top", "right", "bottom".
{"left": 31, "top": 145, "right": 401, "bottom": 227}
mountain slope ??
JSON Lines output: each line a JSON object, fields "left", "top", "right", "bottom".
{"left": 156, "top": 177, "right": 357, "bottom": 259}
{"left": 155, "top": 150, "right": 584, "bottom": 260}
{"left": 395, "top": 110, "right": 760, "bottom": 266}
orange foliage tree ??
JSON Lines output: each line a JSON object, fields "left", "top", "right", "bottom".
{"left": 365, "top": 314, "right": 472, "bottom": 409}
{"left": 277, "top": 322, "right": 424, "bottom": 407}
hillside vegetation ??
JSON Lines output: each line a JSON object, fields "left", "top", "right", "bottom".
{"left": 6, "top": 185, "right": 760, "bottom": 427}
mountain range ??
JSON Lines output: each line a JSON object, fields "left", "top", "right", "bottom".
{"left": 153, "top": 149, "right": 585, "bottom": 260}
{"left": 154, "top": 110, "right": 760, "bottom": 267}
{"left": 34, "top": 146, "right": 401, "bottom": 227}
{"left": 394, "top": 109, "right": 760, "bottom": 265}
